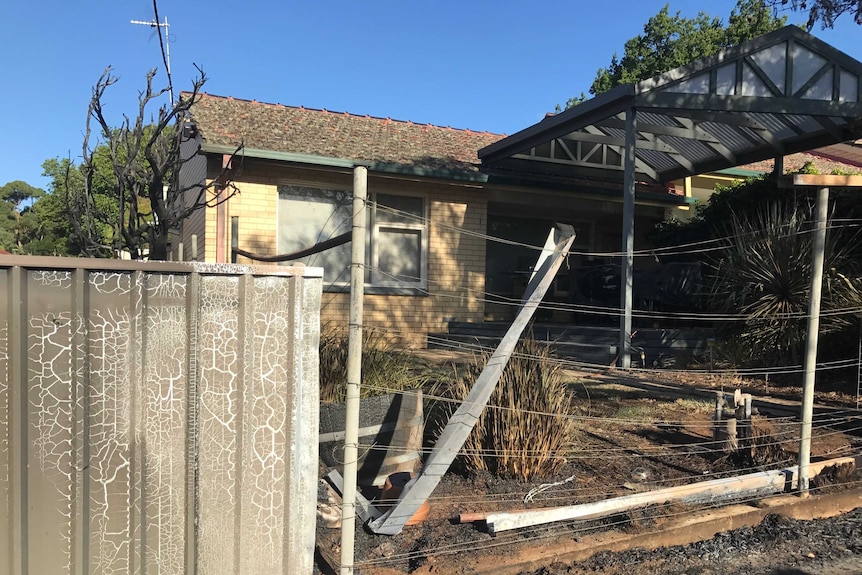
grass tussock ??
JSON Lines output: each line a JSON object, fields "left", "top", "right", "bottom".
{"left": 318, "top": 323, "right": 435, "bottom": 403}
{"left": 434, "top": 338, "right": 576, "bottom": 481}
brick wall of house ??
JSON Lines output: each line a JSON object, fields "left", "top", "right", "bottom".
{"left": 195, "top": 159, "right": 487, "bottom": 347}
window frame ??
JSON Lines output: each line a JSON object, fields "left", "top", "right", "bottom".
{"left": 367, "top": 192, "right": 428, "bottom": 290}
{"left": 276, "top": 183, "right": 428, "bottom": 294}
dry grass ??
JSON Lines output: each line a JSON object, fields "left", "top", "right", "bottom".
{"left": 434, "top": 339, "right": 577, "bottom": 481}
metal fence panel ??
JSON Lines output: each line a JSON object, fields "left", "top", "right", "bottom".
{"left": 0, "top": 257, "right": 322, "bottom": 575}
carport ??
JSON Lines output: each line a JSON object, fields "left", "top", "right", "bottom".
{"left": 478, "top": 25, "right": 862, "bottom": 369}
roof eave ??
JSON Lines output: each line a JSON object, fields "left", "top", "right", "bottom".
{"left": 201, "top": 143, "right": 489, "bottom": 183}
{"left": 478, "top": 84, "right": 637, "bottom": 162}
{"left": 201, "top": 143, "right": 361, "bottom": 169}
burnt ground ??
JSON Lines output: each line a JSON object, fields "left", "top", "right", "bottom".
{"left": 517, "top": 508, "right": 862, "bottom": 575}
{"left": 316, "top": 368, "right": 862, "bottom": 575}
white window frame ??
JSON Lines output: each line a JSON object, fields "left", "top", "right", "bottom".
{"left": 367, "top": 192, "right": 428, "bottom": 290}
{"left": 276, "top": 183, "right": 428, "bottom": 292}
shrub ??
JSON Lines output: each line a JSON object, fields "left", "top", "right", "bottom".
{"left": 434, "top": 338, "right": 576, "bottom": 481}
{"left": 318, "top": 323, "right": 434, "bottom": 403}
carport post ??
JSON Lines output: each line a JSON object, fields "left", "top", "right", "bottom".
{"left": 798, "top": 185, "right": 829, "bottom": 495}
{"left": 619, "top": 107, "right": 637, "bottom": 369}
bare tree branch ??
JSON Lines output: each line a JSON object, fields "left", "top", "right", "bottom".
{"left": 72, "top": 63, "right": 243, "bottom": 260}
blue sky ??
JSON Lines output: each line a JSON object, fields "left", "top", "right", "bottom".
{"left": 1, "top": 1, "right": 860, "bottom": 190}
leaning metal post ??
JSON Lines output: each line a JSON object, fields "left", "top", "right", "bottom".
{"left": 368, "top": 224, "right": 576, "bottom": 535}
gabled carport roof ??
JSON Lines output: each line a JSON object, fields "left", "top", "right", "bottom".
{"left": 479, "top": 26, "right": 862, "bottom": 185}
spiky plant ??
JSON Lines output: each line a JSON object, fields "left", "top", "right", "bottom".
{"left": 708, "top": 203, "right": 862, "bottom": 367}
{"left": 435, "top": 338, "right": 576, "bottom": 481}
{"left": 318, "top": 323, "right": 435, "bottom": 403}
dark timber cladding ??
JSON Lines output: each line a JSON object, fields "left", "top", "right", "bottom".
{"left": 478, "top": 25, "right": 862, "bottom": 368}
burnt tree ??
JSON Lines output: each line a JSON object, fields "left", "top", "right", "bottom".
{"left": 73, "top": 66, "right": 241, "bottom": 260}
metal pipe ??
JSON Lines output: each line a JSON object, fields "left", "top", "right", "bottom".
{"left": 215, "top": 154, "right": 231, "bottom": 263}
{"left": 340, "top": 166, "right": 367, "bottom": 574}
{"left": 619, "top": 107, "right": 637, "bottom": 369}
{"left": 798, "top": 185, "right": 829, "bottom": 495}
{"left": 369, "top": 225, "right": 576, "bottom": 536}
{"left": 856, "top": 318, "right": 861, "bottom": 410}
{"left": 230, "top": 217, "right": 238, "bottom": 264}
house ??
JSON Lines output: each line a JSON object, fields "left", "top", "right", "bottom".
{"left": 179, "top": 26, "right": 862, "bottom": 351}
{"left": 178, "top": 94, "right": 690, "bottom": 347}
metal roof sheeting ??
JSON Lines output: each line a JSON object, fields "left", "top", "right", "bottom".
{"left": 480, "top": 26, "right": 862, "bottom": 187}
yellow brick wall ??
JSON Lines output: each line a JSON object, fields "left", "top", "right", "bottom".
{"left": 196, "top": 160, "right": 487, "bottom": 347}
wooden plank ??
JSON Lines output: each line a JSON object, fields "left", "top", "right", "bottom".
{"left": 778, "top": 174, "right": 862, "bottom": 188}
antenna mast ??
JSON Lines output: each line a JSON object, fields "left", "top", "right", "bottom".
{"left": 130, "top": 16, "right": 173, "bottom": 103}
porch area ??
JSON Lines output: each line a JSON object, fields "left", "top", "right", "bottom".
{"left": 427, "top": 321, "right": 714, "bottom": 369}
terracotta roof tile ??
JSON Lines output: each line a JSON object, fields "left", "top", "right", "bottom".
{"left": 737, "top": 151, "right": 861, "bottom": 175}
{"left": 186, "top": 93, "right": 860, "bottom": 179}
{"left": 187, "top": 93, "right": 505, "bottom": 174}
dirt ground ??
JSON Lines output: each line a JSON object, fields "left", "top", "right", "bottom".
{"left": 316, "top": 368, "right": 862, "bottom": 575}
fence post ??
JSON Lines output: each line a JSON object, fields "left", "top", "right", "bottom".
{"left": 341, "top": 165, "right": 367, "bottom": 575}
{"left": 712, "top": 392, "right": 723, "bottom": 445}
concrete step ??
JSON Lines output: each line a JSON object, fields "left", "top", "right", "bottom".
{"left": 432, "top": 323, "right": 715, "bottom": 368}
{"left": 427, "top": 333, "right": 617, "bottom": 366}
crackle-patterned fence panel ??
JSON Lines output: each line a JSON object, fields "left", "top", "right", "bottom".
{"left": 0, "top": 256, "right": 322, "bottom": 575}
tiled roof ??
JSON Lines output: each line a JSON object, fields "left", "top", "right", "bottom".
{"left": 187, "top": 93, "right": 505, "bottom": 174}
{"left": 737, "top": 150, "right": 861, "bottom": 175}
{"left": 188, "top": 93, "right": 860, "bottom": 180}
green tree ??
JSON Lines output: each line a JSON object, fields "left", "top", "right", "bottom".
{"left": 565, "top": 1, "right": 786, "bottom": 108}
{"left": 0, "top": 180, "right": 45, "bottom": 252}
{"left": 766, "top": 0, "right": 862, "bottom": 28}
{"left": 30, "top": 157, "right": 116, "bottom": 256}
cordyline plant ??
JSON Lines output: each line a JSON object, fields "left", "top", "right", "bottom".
{"left": 72, "top": 66, "right": 242, "bottom": 260}
{"left": 435, "top": 338, "right": 576, "bottom": 481}
{"left": 708, "top": 202, "right": 862, "bottom": 366}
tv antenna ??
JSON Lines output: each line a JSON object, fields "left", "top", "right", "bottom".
{"left": 130, "top": 16, "right": 173, "bottom": 103}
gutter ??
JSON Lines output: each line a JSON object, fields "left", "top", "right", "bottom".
{"left": 201, "top": 143, "right": 361, "bottom": 169}
{"left": 200, "top": 143, "right": 489, "bottom": 182}
{"left": 199, "top": 143, "right": 690, "bottom": 204}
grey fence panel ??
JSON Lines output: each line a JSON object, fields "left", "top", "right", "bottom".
{"left": 0, "top": 269, "right": 9, "bottom": 575}
{"left": 0, "top": 258, "right": 322, "bottom": 575}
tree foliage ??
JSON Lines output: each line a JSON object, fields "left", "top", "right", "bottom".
{"left": 565, "top": 1, "right": 786, "bottom": 109}
{"left": 708, "top": 201, "right": 861, "bottom": 366}
{"left": 652, "top": 171, "right": 862, "bottom": 368}
{"left": 767, "top": 0, "right": 862, "bottom": 28}
{"left": 72, "top": 66, "right": 241, "bottom": 260}
{"left": 0, "top": 180, "right": 50, "bottom": 254}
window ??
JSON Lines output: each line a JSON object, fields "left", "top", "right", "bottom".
{"left": 277, "top": 185, "right": 427, "bottom": 292}
{"left": 370, "top": 194, "right": 426, "bottom": 288}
